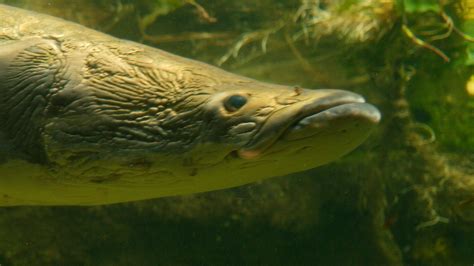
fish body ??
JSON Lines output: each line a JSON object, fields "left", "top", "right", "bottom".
{"left": 0, "top": 4, "right": 380, "bottom": 206}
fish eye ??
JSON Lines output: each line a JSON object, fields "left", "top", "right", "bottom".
{"left": 224, "top": 95, "right": 247, "bottom": 112}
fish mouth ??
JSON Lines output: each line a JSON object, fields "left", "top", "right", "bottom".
{"left": 282, "top": 102, "right": 381, "bottom": 141}
{"left": 237, "top": 89, "right": 381, "bottom": 159}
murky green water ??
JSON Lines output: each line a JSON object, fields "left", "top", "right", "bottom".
{"left": 0, "top": 0, "right": 473, "bottom": 265}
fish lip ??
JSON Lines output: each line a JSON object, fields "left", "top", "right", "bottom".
{"left": 283, "top": 102, "right": 381, "bottom": 139}
{"left": 288, "top": 102, "right": 381, "bottom": 129}
{"left": 237, "top": 90, "right": 373, "bottom": 159}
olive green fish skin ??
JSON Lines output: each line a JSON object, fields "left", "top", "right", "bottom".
{"left": 0, "top": 4, "right": 380, "bottom": 206}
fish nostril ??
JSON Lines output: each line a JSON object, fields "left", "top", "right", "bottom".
{"left": 293, "top": 86, "right": 303, "bottom": 96}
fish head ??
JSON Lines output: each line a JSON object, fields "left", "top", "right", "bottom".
{"left": 197, "top": 81, "right": 381, "bottom": 172}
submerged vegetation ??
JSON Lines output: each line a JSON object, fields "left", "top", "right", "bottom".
{"left": 0, "top": 0, "right": 472, "bottom": 265}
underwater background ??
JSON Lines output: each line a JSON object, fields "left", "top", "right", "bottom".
{"left": 0, "top": 0, "right": 473, "bottom": 265}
